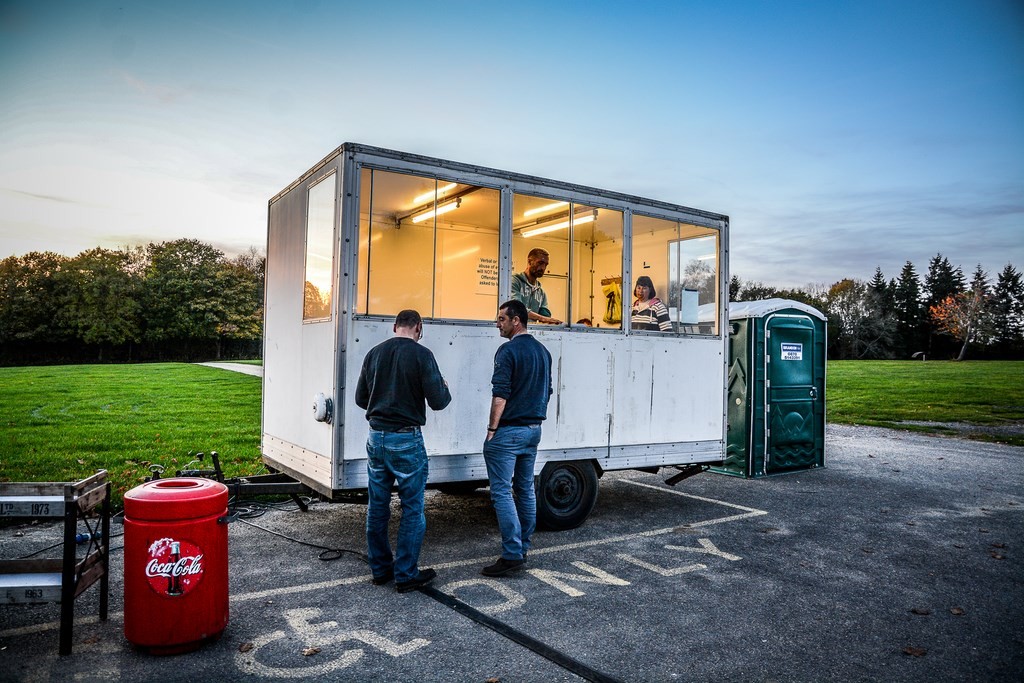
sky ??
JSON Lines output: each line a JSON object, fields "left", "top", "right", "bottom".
{"left": 1, "top": 0, "right": 1022, "bottom": 289}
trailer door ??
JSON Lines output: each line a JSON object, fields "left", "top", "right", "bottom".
{"left": 765, "top": 315, "right": 818, "bottom": 473}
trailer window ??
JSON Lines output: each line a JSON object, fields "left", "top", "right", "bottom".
{"left": 303, "top": 172, "right": 335, "bottom": 321}
{"left": 512, "top": 194, "right": 623, "bottom": 328}
{"left": 631, "top": 214, "right": 719, "bottom": 335}
{"left": 357, "top": 169, "right": 499, "bottom": 320}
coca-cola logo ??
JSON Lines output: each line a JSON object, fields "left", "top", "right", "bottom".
{"left": 145, "top": 537, "right": 204, "bottom": 597}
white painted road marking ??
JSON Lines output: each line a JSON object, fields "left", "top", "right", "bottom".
{"left": 0, "top": 480, "right": 766, "bottom": 639}
{"left": 527, "top": 562, "right": 632, "bottom": 597}
{"left": 616, "top": 554, "right": 706, "bottom": 576}
{"left": 235, "top": 607, "right": 429, "bottom": 677}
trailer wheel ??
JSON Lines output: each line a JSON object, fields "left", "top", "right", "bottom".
{"left": 536, "top": 460, "right": 598, "bottom": 531}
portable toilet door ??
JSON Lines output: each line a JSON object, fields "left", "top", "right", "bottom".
{"left": 763, "top": 310, "right": 824, "bottom": 474}
{"left": 709, "top": 298, "right": 826, "bottom": 478}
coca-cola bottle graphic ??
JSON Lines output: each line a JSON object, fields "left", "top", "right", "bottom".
{"left": 167, "top": 541, "right": 183, "bottom": 596}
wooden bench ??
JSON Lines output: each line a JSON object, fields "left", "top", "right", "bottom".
{"left": 1, "top": 470, "right": 111, "bottom": 655}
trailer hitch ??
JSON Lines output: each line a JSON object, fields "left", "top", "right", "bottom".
{"left": 148, "top": 451, "right": 330, "bottom": 512}
{"left": 664, "top": 464, "right": 708, "bottom": 486}
{"left": 176, "top": 451, "right": 225, "bottom": 482}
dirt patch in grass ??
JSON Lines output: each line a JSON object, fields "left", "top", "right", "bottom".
{"left": 895, "top": 420, "right": 1024, "bottom": 446}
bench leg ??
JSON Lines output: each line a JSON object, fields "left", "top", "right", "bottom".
{"left": 59, "top": 494, "right": 77, "bottom": 656}
{"left": 99, "top": 483, "right": 110, "bottom": 621}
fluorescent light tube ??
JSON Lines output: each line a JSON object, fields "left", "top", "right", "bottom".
{"left": 521, "top": 212, "right": 595, "bottom": 238}
{"left": 413, "top": 183, "right": 457, "bottom": 205}
{"left": 411, "top": 198, "right": 461, "bottom": 224}
{"left": 523, "top": 200, "right": 568, "bottom": 218}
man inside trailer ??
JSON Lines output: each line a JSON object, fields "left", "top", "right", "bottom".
{"left": 511, "top": 248, "right": 563, "bottom": 325}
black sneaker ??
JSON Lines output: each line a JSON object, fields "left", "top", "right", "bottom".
{"left": 371, "top": 570, "right": 394, "bottom": 586}
{"left": 395, "top": 568, "right": 437, "bottom": 593}
{"left": 481, "top": 557, "right": 525, "bottom": 577}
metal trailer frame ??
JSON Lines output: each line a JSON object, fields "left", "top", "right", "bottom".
{"left": 262, "top": 143, "right": 730, "bottom": 528}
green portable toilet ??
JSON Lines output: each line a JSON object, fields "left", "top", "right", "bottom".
{"left": 704, "top": 298, "right": 827, "bottom": 478}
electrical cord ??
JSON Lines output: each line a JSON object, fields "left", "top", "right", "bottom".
{"left": 234, "top": 517, "right": 368, "bottom": 563}
{"left": 226, "top": 496, "right": 314, "bottom": 520}
{"left": 227, "top": 495, "right": 368, "bottom": 563}
{"left": 15, "top": 510, "right": 126, "bottom": 560}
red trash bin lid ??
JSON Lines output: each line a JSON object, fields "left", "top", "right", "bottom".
{"left": 124, "top": 478, "right": 228, "bottom": 521}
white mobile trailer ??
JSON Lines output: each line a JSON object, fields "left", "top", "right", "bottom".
{"left": 263, "top": 143, "right": 729, "bottom": 529}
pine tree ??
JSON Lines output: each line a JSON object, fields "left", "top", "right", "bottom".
{"left": 991, "top": 263, "right": 1024, "bottom": 358}
{"left": 728, "top": 275, "right": 742, "bottom": 301}
{"left": 864, "top": 266, "right": 896, "bottom": 357}
{"left": 924, "top": 254, "right": 966, "bottom": 358}
{"left": 892, "top": 261, "right": 925, "bottom": 358}
{"left": 968, "top": 264, "right": 995, "bottom": 351}
{"left": 868, "top": 266, "right": 892, "bottom": 309}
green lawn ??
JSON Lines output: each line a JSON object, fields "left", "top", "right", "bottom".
{"left": 826, "top": 360, "right": 1024, "bottom": 446}
{"left": 0, "top": 363, "right": 262, "bottom": 501}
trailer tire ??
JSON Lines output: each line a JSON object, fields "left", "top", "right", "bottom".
{"left": 536, "top": 460, "right": 598, "bottom": 531}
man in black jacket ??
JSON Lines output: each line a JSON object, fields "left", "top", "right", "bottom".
{"left": 355, "top": 309, "right": 451, "bottom": 592}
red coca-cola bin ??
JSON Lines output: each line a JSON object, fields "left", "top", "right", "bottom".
{"left": 123, "top": 478, "right": 230, "bottom": 654}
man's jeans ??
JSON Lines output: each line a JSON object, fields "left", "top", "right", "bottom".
{"left": 365, "top": 428, "right": 428, "bottom": 584}
{"left": 483, "top": 424, "right": 542, "bottom": 561}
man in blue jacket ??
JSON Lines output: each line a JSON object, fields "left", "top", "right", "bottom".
{"left": 355, "top": 309, "right": 451, "bottom": 592}
{"left": 482, "top": 299, "right": 553, "bottom": 576}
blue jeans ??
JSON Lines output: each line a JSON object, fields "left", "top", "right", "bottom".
{"left": 483, "top": 424, "right": 541, "bottom": 560}
{"left": 365, "top": 429, "right": 428, "bottom": 584}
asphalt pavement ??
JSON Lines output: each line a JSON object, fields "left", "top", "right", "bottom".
{"left": 1, "top": 424, "right": 1022, "bottom": 682}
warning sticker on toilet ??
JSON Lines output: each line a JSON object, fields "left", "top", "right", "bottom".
{"left": 780, "top": 343, "right": 803, "bottom": 361}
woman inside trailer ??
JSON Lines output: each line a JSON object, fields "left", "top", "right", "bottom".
{"left": 630, "top": 275, "right": 671, "bottom": 332}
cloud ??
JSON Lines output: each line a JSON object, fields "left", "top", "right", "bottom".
{"left": 0, "top": 186, "right": 90, "bottom": 205}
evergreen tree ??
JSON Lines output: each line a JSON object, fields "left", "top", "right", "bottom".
{"left": 892, "top": 261, "right": 925, "bottom": 358}
{"left": 864, "top": 267, "right": 896, "bottom": 357}
{"left": 924, "top": 254, "right": 966, "bottom": 358}
{"left": 728, "top": 275, "right": 741, "bottom": 301}
{"left": 991, "top": 263, "right": 1024, "bottom": 358}
{"left": 968, "top": 264, "right": 995, "bottom": 350}
{"left": 868, "top": 267, "right": 892, "bottom": 308}
{"left": 924, "top": 254, "right": 965, "bottom": 306}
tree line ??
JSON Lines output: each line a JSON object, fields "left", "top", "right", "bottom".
{"left": 2, "top": 243, "right": 1021, "bottom": 364}
{"left": 731, "top": 254, "right": 1024, "bottom": 360}
{"left": 0, "top": 239, "right": 263, "bottom": 365}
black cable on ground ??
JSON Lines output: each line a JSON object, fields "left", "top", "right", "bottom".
{"left": 227, "top": 496, "right": 313, "bottom": 520}
{"left": 226, "top": 494, "right": 367, "bottom": 562}
{"left": 419, "top": 585, "right": 624, "bottom": 683}
{"left": 234, "top": 517, "right": 368, "bottom": 564}
{"left": 16, "top": 528, "right": 125, "bottom": 559}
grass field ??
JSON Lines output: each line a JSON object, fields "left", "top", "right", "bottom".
{"left": 1, "top": 360, "right": 1021, "bottom": 506}
{"left": 0, "top": 363, "right": 262, "bottom": 501}
{"left": 827, "top": 360, "right": 1024, "bottom": 446}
